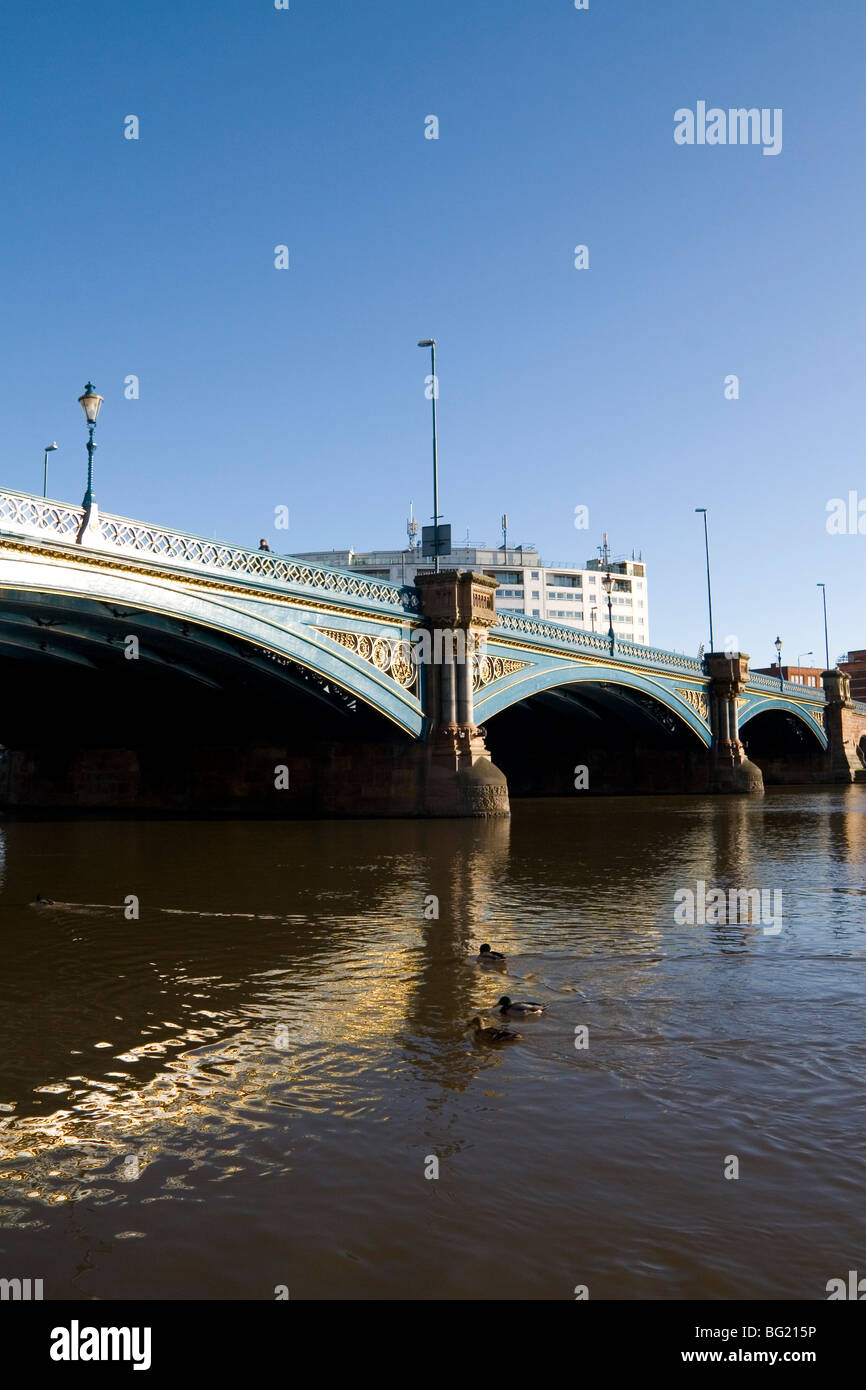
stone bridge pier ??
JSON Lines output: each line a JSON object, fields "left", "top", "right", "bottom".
{"left": 415, "top": 570, "right": 510, "bottom": 817}
{"left": 706, "top": 653, "right": 765, "bottom": 794}
{"left": 822, "top": 669, "right": 866, "bottom": 782}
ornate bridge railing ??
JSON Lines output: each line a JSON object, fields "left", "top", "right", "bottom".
{"left": 746, "top": 671, "right": 826, "bottom": 702}
{"left": 490, "top": 610, "right": 706, "bottom": 677}
{"left": 0, "top": 488, "right": 421, "bottom": 615}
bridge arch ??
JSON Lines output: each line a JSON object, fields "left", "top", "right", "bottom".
{"left": 739, "top": 698, "right": 828, "bottom": 750}
{"left": 474, "top": 659, "right": 713, "bottom": 797}
{"left": 475, "top": 662, "right": 712, "bottom": 747}
{"left": 0, "top": 578, "right": 425, "bottom": 740}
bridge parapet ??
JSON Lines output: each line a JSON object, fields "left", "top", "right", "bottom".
{"left": 0, "top": 487, "right": 420, "bottom": 616}
{"left": 491, "top": 611, "right": 705, "bottom": 676}
{"left": 746, "top": 670, "right": 826, "bottom": 702}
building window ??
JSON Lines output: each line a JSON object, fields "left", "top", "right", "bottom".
{"left": 548, "top": 574, "right": 581, "bottom": 589}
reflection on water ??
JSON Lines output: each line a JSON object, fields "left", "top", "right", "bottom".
{"left": 0, "top": 792, "right": 864, "bottom": 1299}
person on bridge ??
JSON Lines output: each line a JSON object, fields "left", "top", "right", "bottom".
{"left": 258, "top": 539, "right": 272, "bottom": 552}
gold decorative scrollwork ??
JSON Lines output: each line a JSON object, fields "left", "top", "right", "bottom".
{"left": 391, "top": 642, "right": 414, "bottom": 687}
{"left": 676, "top": 686, "right": 710, "bottom": 723}
{"left": 320, "top": 628, "right": 417, "bottom": 690}
{"left": 472, "top": 655, "right": 529, "bottom": 690}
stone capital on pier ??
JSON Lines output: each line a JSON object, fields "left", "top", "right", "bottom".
{"left": 414, "top": 569, "right": 498, "bottom": 629}
{"left": 822, "top": 668, "right": 851, "bottom": 707}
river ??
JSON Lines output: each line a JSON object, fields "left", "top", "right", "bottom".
{"left": 0, "top": 790, "right": 863, "bottom": 1299}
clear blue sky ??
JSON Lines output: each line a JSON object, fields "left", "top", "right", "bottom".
{"left": 3, "top": 0, "right": 864, "bottom": 663}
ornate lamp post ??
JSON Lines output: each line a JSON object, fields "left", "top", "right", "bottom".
{"left": 775, "top": 635, "right": 783, "bottom": 688}
{"left": 42, "top": 442, "right": 58, "bottom": 498}
{"left": 77, "top": 382, "right": 104, "bottom": 542}
{"left": 602, "top": 572, "right": 615, "bottom": 654}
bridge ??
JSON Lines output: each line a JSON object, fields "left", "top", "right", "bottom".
{"left": 1, "top": 487, "right": 864, "bottom": 816}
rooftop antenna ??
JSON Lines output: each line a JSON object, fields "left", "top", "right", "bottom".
{"left": 501, "top": 512, "right": 508, "bottom": 550}
{"left": 597, "top": 532, "right": 612, "bottom": 568}
{"left": 407, "top": 501, "right": 419, "bottom": 551}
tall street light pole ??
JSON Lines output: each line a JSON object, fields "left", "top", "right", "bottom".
{"left": 42, "top": 442, "right": 58, "bottom": 498}
{"left": 817, "top": 583, "right": 830, "bottom": 669}
{"left": 775, "top": 635, "right": 783, "bottom": 689}
{"left": 695, "top": 508, "right": 715, "bottom": 653}
{"left": 417, "top": 340, "right": 440, "bottom": 573}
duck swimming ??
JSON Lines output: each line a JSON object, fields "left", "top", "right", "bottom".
{"left": 30, "top": 894, "right": 56, "bottom": 906}
{"left": 497, "top": 995, "right": 545, "bottom": 1017}
{"left": 466, "top": 1015, "right": 521, "bottom": 1044}
{"left": 476, "top": 943, "right": 506, "bottom": 966}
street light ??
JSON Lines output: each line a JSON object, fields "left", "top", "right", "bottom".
{"left": 797, "top": 650, "right": 813, "bottom": 670}
{"left": 417, "top": 340, "right": 440, "bottom": 573}
{"left": 42, "top": 442, "right": 58, "bottom": 498}
{"left": 78, "top": 382, "right": 103, "bottom": 507}
{"left": 694, "top": 508, "right": 715, "bottom": 653}
{"left": 817, "top": 583, "right": 830, "bottom": 670}
{"left": 602, "top": 571, "right": 615, "bottom": 654}
{"left": 775, "top": 635, "right": 783, "bottom": 688}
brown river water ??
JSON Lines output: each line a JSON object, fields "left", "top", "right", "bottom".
{"left": 0, "top": 790, "right": 864, "bottom": 1300}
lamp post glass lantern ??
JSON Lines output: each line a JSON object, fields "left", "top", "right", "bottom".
{"left": 77, "top": 381, "right": 104, "bottom": 509}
